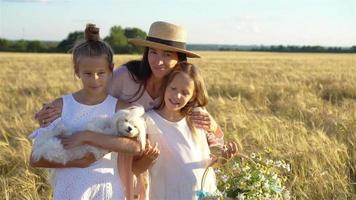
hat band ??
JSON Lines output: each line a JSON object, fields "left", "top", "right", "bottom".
{"left": 146, "top": 36, "right": 186, "bottom": 49}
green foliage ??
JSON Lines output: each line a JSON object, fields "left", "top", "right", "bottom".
{"left": 0, "top": 25, "right": 146, "bottom": 54}
{"left": 27, "top": 41, "right": 45, "bottom": 52}
{"left": 56, "top": 31, "right": 84, "bottom": 52}
{"left": 104, "top": 26, "right": 146, "bottom": 54}
{"left": 11, "top": 40, "right": 28, "bottom": 52}
{"left": 104, "top": 26, "right": 128, "bottom": 53}
{"left": 0, "top": 39, "right": 10, "bottom": 51}
{"left": 124, "top": 27, "right": 146, "bottom": 54}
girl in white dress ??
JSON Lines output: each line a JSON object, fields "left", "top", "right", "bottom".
{"left": 29, "top": 24, "right": 141, "bottom": 200}
{"left": 133, "top": 62, "right": 238, "bottom": 200}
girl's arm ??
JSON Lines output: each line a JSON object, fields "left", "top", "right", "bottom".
{"left": 132, "top": 140, "right": 159, "bottom": 175}
{"left": 29, "top": 152, "right": 96, "bottom": 168}
{"left": 60, "top": 100, "right": 142, "bottom": 155}
{"left": 60, "top": 131, "right": 142, "bottom": 155}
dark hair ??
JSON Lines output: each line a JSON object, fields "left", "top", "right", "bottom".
{"left": 71, "top": 24, "right": 114, "bottom": 74}
{"left": 125, "top": 47, "right": 187, "bottom": 103}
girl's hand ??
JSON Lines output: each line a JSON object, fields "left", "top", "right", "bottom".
{"left": 35, "top": 102, "right": 61, "bottom": 127}
{"left": 190, "top": 110, "right": 218, "bottom": 133}
{"left": 60, "top": 131, "right": 90, "bottom": 149}
{"left": 139, "top": 140, "right": 160, "bottom": 164}
{"left": 132, "top": 140, "right": 160, "bottom": 174}
{"left": 222, "top": 141, "right": 239, "bottom": 160}
{"left": 75, "top": 152, "right": 97, "bottom": 168}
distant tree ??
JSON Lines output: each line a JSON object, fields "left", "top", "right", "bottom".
{"left": 11, "top": 40, "right": 28, "bottom": 52}
{"left": 351, "top": 46, "right": 356, "bottom": 53}
{"left": 104, "top": 26, "right": 128, "bottom": 53}
{"left": 27, "top": 40, "right": 45, "bottom": 52}
{"left": 124, "top": 27, "right": 146, "bottom": 53}
{"left": 104, "top": 26, "right": 147, "bottom": 54}
{"left": 0, "top": 39, "right": 10, "bottom": 51}
{"left": 56, "top": 31, "right": 84, "bottom": 52}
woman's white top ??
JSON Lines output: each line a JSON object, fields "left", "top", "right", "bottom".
{"left": 52, "top": 94, "right": 124, "bottom": 200}
{"left": 145, "top": 110, "right": 217, "bottom": 200}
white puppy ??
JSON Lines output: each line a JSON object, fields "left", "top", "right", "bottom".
{"left": 31, "top": 105, "right": 146, "bottom": 164}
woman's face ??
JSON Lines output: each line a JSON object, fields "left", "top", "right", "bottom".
{"left": 148, "top": 48, "right": 179, "bottom": 79}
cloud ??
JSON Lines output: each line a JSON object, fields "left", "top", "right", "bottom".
{"left": 227, "top": 16, "right": 262, "bottom": 34}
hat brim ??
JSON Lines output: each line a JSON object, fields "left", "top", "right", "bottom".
{"left": 128, "top": 38, "right": 201, "bottom": 58}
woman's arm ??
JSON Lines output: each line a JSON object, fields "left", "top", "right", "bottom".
{"left": 60, "top": 131, "right": 142, "bottom": 155}
{"left": 132, "top": 140, "right": 159, "bottom": 175}
{"left": 34, "top": 98, "right": 62, "bottom": 127}
{"left": 29, "top": 152, "right": 96, "bottom": 168}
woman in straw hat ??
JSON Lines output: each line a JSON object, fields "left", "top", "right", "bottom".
{"left": 111, "top": 21, "right": 222, "bottom": 136}
{"left": 115, "top": 21, "right": 229, "bottom": 200}
{"left": 34, "top": 21, "right": 228, "bottom": 199}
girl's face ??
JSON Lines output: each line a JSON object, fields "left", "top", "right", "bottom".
{"left": 163, "top": 72, "right": 195, "bottom": 112}
{"left": 148, "top": 48, "right": 179, "bottom": 79}
{"left": 76, "top": 55, "right": 112, "bottom": 96}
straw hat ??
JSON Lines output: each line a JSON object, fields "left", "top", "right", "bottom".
{"left": 128, "top": 21, "right": 201, "bottom": 58}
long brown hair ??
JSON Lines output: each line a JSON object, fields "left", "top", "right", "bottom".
{"left": 71, "top": 24, "right": 114, "bottom": 74}
{"left": 125, "top": 47, "right": 187, "bottom": 103}
{"left": 157, "top": 61, "right": 209, "bottom": 133}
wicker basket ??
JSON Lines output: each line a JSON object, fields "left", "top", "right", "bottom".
{"left": 199, "top": 150, "right": 251, "bottom": 200}
{"left": 198, "top": 158, "right": 221, "bottom": 200}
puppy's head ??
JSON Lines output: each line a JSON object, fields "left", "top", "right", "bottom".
{"left": 114, "top": 105, "right": 145, "bottom": 138}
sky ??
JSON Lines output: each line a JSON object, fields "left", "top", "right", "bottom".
{"left": 0, "top": 0, "right": 355, "bottom": 46}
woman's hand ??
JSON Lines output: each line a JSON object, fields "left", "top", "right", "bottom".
{"left": 190, "top": 110, "right": 218, "bottom": 133}
{"left": 190, "top": 109, "right": 225, "bottom": 147}
{"left": 34, "top": 102, "right": 61, "bottom": 127}
{"left": 60, "top": 131, "right": 91, "bottom": 149}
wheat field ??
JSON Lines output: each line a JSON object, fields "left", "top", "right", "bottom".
{"left": 0, "top": 52, "right": 355, "bottom": 199}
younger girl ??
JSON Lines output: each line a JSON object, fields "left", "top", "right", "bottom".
{"left": 133, "top": 62, "right": 238, "bottom": 200}
{"left": 29, "top": 24, "right": 140, "bottom": 200}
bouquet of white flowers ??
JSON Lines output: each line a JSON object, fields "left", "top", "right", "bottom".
{"left": 215, "top": 149, "right": 291, "bottom": 200}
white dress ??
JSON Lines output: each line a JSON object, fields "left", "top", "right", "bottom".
{"left": 51, "top": 94, "right": 125, "bottom": 200}
{"left": 145, "top": 110, "right": 217, "bottom": 200}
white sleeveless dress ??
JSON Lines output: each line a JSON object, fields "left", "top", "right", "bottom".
{"left": 145, "top": 110, "right": 217, "bottom": 200}
{"left": 51, "top": 94, "right": 125, "bottom": 200}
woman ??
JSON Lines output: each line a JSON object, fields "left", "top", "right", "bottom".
{"left": 35, "top": 21, "right": 233, "bottom": 199}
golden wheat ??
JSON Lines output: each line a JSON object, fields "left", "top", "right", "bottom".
{"left": 0, "top": 52, "right": 355, "bottom": 199}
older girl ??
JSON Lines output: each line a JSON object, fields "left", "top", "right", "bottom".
{"left": 30, "top": 24, "right": 140, "bottom": 200}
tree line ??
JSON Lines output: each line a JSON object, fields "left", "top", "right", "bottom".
{"left": 0, "top": 25, "right": 146, "bottom": 54}
{"left": 219, "top": 45, "right": 356, "bottom": 53}
{"left": 1, "top": 27, "right": 355, "bottom": 53}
